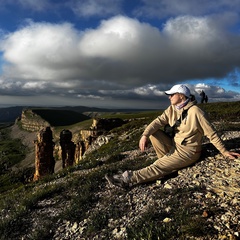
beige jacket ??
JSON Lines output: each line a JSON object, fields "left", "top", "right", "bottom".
{"left": 142, "top": 100, "right": 228, "bottom": 155}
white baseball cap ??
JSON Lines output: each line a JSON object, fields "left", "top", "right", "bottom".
{"left": 165, "top": 84, "right": 191, "bottom": 98}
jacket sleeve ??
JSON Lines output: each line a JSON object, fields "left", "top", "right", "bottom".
{"left": 198, "top": 111, "right": 228, "bottom": 155}
{"left": 142, "top": 109, "right": 170, "bottom": 137}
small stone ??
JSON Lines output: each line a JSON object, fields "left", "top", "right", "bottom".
{"left": 165, "top": 207, "right": 171, "bottom": 213}
{"left": 192, "top": 180, "right": 200, "bottom": 186}
{"left": 163, "top": 217, "right": 172, "bottom": 223}
{"left": 164, "top": 183, "right": 172, "bottom": 189}
{"left": 232, "top": 198, "right": 238, "bottom": 205}
{"left": 58, "top": 226, "right": 65, "bottom": 233}
{"left": 214, "top": 225, "right": 221, "bottom": 231}
{"left": 202, "top": 210, "right": 208, "bottom": 218}
{"left": 71, "top": 222, "right": 78, "bottom": 232}
{"left": 234, "top": 232, "right": 239, "bottom": 237}
{"left": 227, "top": 233, "right": 238, "bottom": 240}
{"left": 79, "top": 227, "right": 86, "bottom": 235}
{"left": 205, "top": 192, "right": 212, "bottom": 198}
{"left": 156, "top": 180, "right": 162, "bottom": 185}
{"left": 112, "top": 228, "right": 118, "bottom": 235}
{"left": 193, "top": 173, "right": 199, "bottom": 178}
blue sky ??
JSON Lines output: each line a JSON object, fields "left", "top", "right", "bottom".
{"left": 0, "top": 0, "right": 239, "bottom": 109}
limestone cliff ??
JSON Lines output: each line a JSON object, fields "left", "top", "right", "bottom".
{"left": 19, "top": 109, "right": 50, "bottom": 132}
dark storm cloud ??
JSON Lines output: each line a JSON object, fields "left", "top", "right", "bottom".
{"left": 0, "top": 0, "right": 239, "bottom": 107}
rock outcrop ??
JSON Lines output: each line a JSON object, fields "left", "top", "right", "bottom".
{"left": 60, "top": 130, "right": 75, "bottom": 168}
{"left": 32, "top": 118, "right": 126, "bottom": 175}
{"left": 20, "top": 109, "right": 50, "bottom": 132}
{"left": 77, "top": 117, "right": 125, "bottom": 160}
{"left": 33, "top": 127, "right": 55, "bottom": 181}
{"left": 19, "top": 109, "right": 126, "bottom": 163}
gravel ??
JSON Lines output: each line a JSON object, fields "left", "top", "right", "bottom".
{"left": 3, "top": 130, "right": 240, "bottom": 240}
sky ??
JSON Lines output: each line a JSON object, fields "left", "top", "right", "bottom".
{"left": 0, "top": 0, "right": 240, "bottom": 109}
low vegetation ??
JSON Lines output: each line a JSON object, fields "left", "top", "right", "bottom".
{"left": 0, "top": 101, "right": 239, "bottom": 239}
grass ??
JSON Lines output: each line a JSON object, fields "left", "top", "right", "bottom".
{"left": 0, "top": 101, "right": 239, "bottom": 239}
{"left": 0, "top": 182, "right": 64, "bottom": 239}
{"left": 126, "top": 187, "right": 218, "bottom": 240}
{"left": 0, "top": 128, "right": 26, "bottom": 168}
{"left": 0, "top": 128, "right": 29, "bottom": 193}
{"left": 198, "top": 101, "right": 240, "bottom": 122}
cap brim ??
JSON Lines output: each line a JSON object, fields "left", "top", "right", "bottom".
{"left": 165, "top": 90, "right": 175, "bottom": 95}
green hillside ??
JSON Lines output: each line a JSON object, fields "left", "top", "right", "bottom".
{"left": 198, "top": 101, "right": 240, "bottom": 121}
{"left": 0, "top": 101, "right": 239, "bottom": 239}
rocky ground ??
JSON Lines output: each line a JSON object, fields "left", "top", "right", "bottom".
{"left": 8, "top": 130, "right": 238, "bottom": 240}
{"left": 3, "top": 122, "right": 240, "bottom": 240}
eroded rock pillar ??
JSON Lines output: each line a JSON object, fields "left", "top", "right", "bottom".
{"left": 75, "top": 140, "right": 86, "bottom": 164}
{"left": 33, "top": 127, "right": 55, "bottom": 181}
{"left": 60, "top": 129, "right": 76, "bottom": 168}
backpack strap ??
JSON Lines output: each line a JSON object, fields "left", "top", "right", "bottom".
{"left": 174, "top": 109, "right": 189, "bottom": 127}
{"left": 164, "top": 106, "right": 192, "bottom": 138}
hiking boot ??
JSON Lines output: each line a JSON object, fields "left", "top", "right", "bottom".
{"left": 105, "top": 170, "right": 132, "bottom": 189}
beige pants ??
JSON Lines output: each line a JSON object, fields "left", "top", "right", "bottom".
{"left": 131, "top": 130, "right": 202, "bottom": 185}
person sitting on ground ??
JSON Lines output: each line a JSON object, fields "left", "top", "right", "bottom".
{"left": 105, "top": 84, "right": 240, "bottom": 188}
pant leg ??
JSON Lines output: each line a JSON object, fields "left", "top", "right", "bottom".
{"left": 131, "top": 143, "right": 201, "bottom": 185}
{"left": 149, "top": 130, "right": 173, "bottom": 158}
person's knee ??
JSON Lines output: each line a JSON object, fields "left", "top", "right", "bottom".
{"left": 149, "top": 129, "right": 165, "bottom": 141}
{"left": 149, "top": 130, "right": 172, "bottom": 147}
